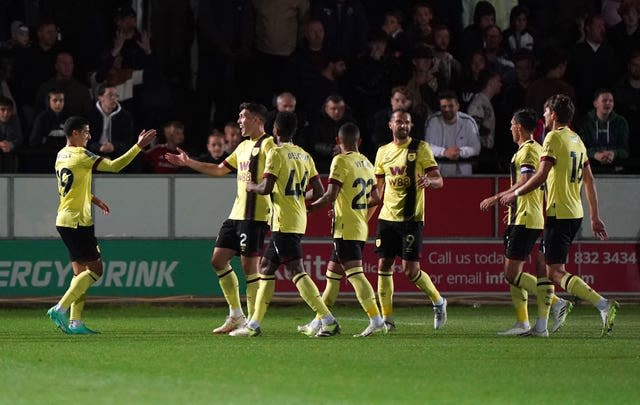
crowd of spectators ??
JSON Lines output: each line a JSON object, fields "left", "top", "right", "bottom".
{"left": 0, "top": 0, "right": 639, "bottom": 175}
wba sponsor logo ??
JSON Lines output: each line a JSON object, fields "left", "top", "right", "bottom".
{"left": 389, "top": 166, "right": 406, "bottom": 176}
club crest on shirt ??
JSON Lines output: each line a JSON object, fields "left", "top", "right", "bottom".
{"left": 407, "top": 152, "right": 416, "bottom": 162}
{"left": 252, "top": 147, "right": 260, "bottom": 156}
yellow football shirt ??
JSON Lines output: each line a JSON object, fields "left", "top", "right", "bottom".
{"left": 541, "top": 127, "right": 587, "bottom": 219}
{"left": 509, "top": 140, "right": 544, "bottom": 229}
{"left": 224, "top": 134, "right": 275, "bottom": 222}
{"left": 55, "top": 146, "right": 101, "bottom": 228}
{"left": 374, "top": 138, "right": 438, "bottom": 222}
{"left": 55, "top": 144, "right": 142, "bottom": 227}
{"left": 264, "top": 143, "right": 318, "bottom": 233}
{"left": 329, "top": 152, "right": 375, "bottom": 241}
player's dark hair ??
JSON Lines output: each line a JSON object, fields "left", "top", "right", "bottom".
{"left": 338, "top": 122, "right": 360, "bottom": 146}
{"left": 63, "top": 116, "right": 89, "bottom": 137}
{"left": 544, "top": 94, "right": 574, "bottom": 125}
{"left": 274, "top": 111, "right": 298, "bottom": 141}
{"left": 512, "top": 108, "right": 538, "bottom": 133}
{"left": 239, "top": 102, "right": 268, "bottom": 123}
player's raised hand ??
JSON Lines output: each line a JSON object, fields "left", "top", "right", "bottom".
{"left": 136, "top": 129, "right": 157, "bottom": 148}
{"left": 165, "top": 147, "right": 190, "bottom": 166}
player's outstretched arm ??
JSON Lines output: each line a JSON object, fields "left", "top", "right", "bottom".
{"left": 501, "top": 160, "right": 551, "bottom": 206}
{"left": 481, "top": 172, "right": 534, "bottom": 211}
{"left": 136, "top": 128, "right": 157, "bottom": 149}
{"left": 97, "top": 129, "right": 158, "bottom": 173}
{"left": 165, "top": 147, "right": 231, "bottom": 177}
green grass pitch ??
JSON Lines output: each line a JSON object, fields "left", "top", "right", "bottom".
{"left": 1, "top": 303, "right": 639, "bottom": 404}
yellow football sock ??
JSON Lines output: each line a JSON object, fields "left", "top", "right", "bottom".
{"left": 509, "top": 284, "right": 528, "bottom": 323}
{"left": 245, "top": 272, "right": 260, "bottom": 319}
{"left": 561, "top": 273, "right": 602, "bottom": 305}
{"left": 215, "top": 266, "right": 241, "bottom": 312}
{"left": 59, "top": 270, "right": 100, "bottom": 310}
{"left": 515, "top": 271, "right": 560, "bottom": 305}
{"left": 251, "top": 275, "right": 276, "bottom": 324}
{"left": 536, "top": 277, "right": 554, "bottom": 322}
{"left": 322, "top": 270, "right": 342, "bottom": 309}
{"left": 293, "top": 272, "right": 330, "bottom": 318}
{"left": 377, "top": 269, "right": 394, "bottom": 318}
{"left": 70, "top": 292, "right": 86, "bottom": 321}
{"left": 411, "top": 270, "right": 442, "bottom": 304}
{"left": 345, "top": 267, "right": 380, "bottom": 318}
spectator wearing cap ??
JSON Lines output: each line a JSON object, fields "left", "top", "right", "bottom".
{"left": 1, "top": 21, "right": 30, "bottom": 50}
{"left": 406, "top": 45, "right": 439, "bottom": 120}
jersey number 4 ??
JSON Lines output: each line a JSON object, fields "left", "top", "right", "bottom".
{"left": 285, "top": 169, "right": 308, "bottom": 197}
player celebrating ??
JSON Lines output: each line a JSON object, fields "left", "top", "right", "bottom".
{"left": 299, "top": 122, "right": 386, "bottom": 337}
{"left": 47, "top": 116, "right": 156, "bottom": 334}
{"left": 230, "top": 111, "right": 341, "bottom": 337}
{"left": 480, "top": 108, "right": 572, "bottom": 336}
{"left": 375, "top": 109, "right": 446, "bottom": 331}
{"left": 501, "top": 95, "right": 619, "bottom": 336}
{"left": 166, "top": 103, "right": 275, "bottom": 334}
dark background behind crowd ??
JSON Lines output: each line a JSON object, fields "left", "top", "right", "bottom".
{"left": 0, "top": 0, "right": 639, "bottom": 174}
